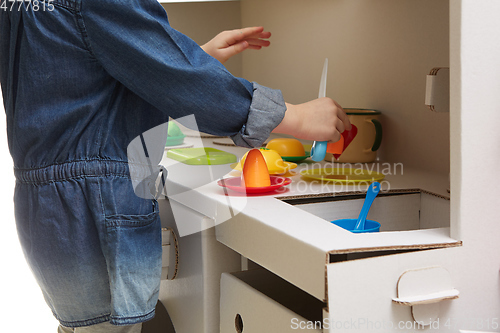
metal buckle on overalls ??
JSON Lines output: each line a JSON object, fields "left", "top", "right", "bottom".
{"left": 154, "top": 165, "right": 168, "bottom": 200}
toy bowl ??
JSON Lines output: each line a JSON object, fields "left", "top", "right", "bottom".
{"left": 165, "top": 122, "right": 186, "bottom": 146}
{"left": 331, "top": 219, "right": 381, "bottom": 233}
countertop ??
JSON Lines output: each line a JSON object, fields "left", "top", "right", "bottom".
{"left": 159, "top": 133, "right": 457, "bottom": 256}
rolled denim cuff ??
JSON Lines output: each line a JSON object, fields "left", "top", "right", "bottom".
{"left": 231, "top": 82, "right": 286, "bottom": 148}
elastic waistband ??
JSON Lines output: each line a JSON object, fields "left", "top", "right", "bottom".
{"left": 14, "top": 160, "right": 132, "bottom": 184}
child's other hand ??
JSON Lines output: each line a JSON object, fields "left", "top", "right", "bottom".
{"left": 201, "top": 26, "right": 271, "bottom": 64}
{"left": 272, "top": 98, "right": 352, "bottom": 143}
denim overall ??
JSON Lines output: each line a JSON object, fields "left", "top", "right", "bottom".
{"left": 0, "top": 0, "right": 285, "bottom": 327}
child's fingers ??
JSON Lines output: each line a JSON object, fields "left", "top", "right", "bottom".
{"left": 245, "top": 38, "right": 271, "bottom": 48}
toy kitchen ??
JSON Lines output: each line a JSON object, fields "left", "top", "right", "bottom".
{"left": 151, "top": 1, "right": 500, "bottom": 332}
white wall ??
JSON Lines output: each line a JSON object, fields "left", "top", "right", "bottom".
{"left": 162, "top": 1, "right": 243, "bottom": 77}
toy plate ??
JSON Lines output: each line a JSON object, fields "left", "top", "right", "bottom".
{"left": 167, "top": 147, "right": 236, "bottom": 165}
{"left": 217, "top": 176, "right": 291, "bottom": 194}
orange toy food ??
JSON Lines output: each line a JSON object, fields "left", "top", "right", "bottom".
{"left": 326, "top": 135, "right": 344, "bottom": 154}
{"left": 235, "top": 148, "right": 297, "bottom": 174}
{"left": 241, "top": 149, "right": 271, "bottom": 187}
{"left": 266, "top": 138, "right": 305, "bottom": 157}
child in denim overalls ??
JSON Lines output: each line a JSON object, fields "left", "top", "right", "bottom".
{"left": 0, "top": 0, "right": 350, "bottom": 332}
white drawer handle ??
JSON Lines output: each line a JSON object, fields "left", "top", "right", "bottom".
{"left": 392, "top": 266, "right": 459, "bottom": 326}
{"left": 392, "top": 288, "right": 459, "bottom": 306}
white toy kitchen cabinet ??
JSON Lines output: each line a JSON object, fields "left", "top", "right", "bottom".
{"left": 157, "top": 0, "right": 500, "bottom": 332}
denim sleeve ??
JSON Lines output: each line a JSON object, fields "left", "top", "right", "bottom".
{"left": 79, "top": 0, "right": 285, "bottom": 148}
{"left": 231, "top": 82, "right": 285, "bottom": 148}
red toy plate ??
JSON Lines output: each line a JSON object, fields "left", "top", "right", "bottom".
{"left": 217, "top": 176, "right": 291, "bottom": 194}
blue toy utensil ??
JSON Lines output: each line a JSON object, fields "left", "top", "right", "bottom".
{"left": 331, "top": 182, "right": 381, "bottom": 233}
{"left": 354, "top": 182, "right": 381, "bottom": 231}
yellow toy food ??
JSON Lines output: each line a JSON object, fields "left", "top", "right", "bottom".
{"left": 266, "top": 138, "right": 305, "bottom": 157}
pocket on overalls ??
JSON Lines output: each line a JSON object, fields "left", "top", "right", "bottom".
{"left": 98, "top": 176, "right": 162, "bottom": 320}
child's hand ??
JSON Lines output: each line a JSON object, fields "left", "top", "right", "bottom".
{"left": 272, "top": 98, "right": 352, "bottom": 143}
{"left": 201, "top": 26, "right": 271, "bottom": 64}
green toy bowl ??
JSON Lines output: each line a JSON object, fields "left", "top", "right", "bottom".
{"left": 165, "top": 135, "right": 185, "bottom": 146}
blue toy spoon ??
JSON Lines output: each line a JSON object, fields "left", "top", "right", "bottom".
{"left": 354, "top": 182, "right": 381, "bottom": 231}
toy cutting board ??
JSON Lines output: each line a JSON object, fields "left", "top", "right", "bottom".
{"left": 166, "top": 147, "right": 236, "bottom": 165}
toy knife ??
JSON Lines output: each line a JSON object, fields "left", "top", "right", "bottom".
{"left": 310, "top": 58, "right": 329, "bottom": 162}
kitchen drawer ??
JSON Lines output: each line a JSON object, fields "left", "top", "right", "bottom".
{"left": 326, "top": 247, "right": 463, "bottom": 333}
{"left": 220, "top": 269, "right": 325, "bottom": 332}
{"left": 288, "top": 190, "right": 450, "bottom": 232}
{"left": 216, "top": 189, "right": 461, "bottom": 301}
